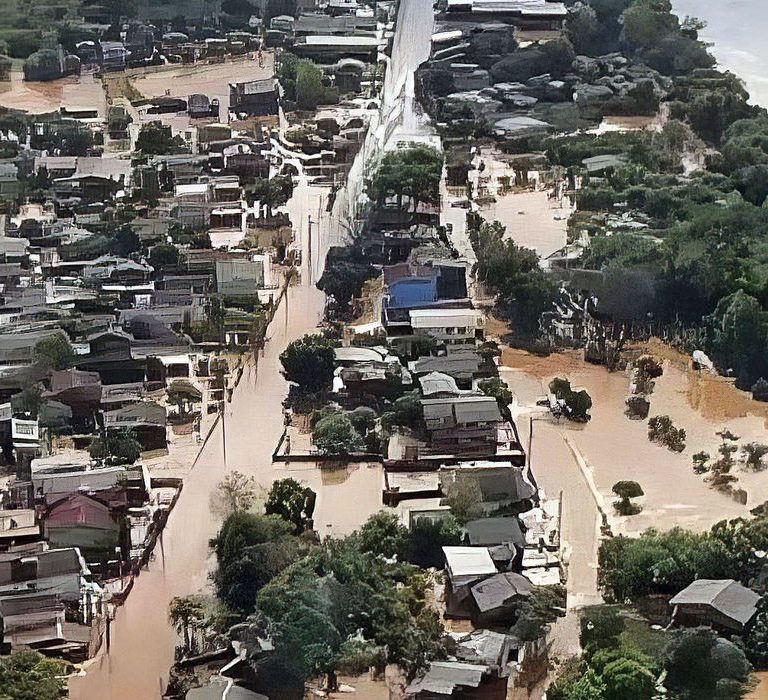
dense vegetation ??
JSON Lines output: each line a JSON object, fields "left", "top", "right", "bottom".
{"left": 549, "top": 606, "right": 751, "bottom": 700}
{"left": 598, "top": 514, "right": 768, "bottom": 602}
{"left": 208, "top": 490, "right": 456, "bottom": 693}
{"left": 468, "top": 214, "right": 556, "bottom": 339}
{"left": 541, "top": 1, "right": 768, "bottom": 388}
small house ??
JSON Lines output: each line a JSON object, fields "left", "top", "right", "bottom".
{"left": 405, "top": 661, "right": 504, "bottom": 699}
{"left": 229, "top": 79, "right": 279, "bottom": 117}
{"left": 103, "top": 401, "right": 167, "bottom": 450}
{"left": 670, "top": 579, "right": 760, "bottom": 633}
{"left": 43, "top": 493, "right": 124, "bottom": 561}
{"left": 422, "top": 396, "right": 502, "bottom": 456}
{"left": 469, "top": 571, "right": 533, "bottom": 626}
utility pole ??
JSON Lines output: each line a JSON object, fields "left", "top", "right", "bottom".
{"left": 307, "top": 214, "right": 315, "bottom": 286}
{"left": 221, "top": 394, "right": 227, "bottom": 469}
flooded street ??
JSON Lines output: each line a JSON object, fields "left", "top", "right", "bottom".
{"left": 130, "top": 55, "right": 274, "bottom": 123}
{"left": 472, "top": 152, "right": 573, "bottom": 259}
{"left": 69, "top": 276, "right": 326, "bottom": 698}
{"left": 70, "top": 276, "right": 385, "bottom": 698}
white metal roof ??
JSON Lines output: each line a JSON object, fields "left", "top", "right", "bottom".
{"left": 303, "top": 35, "right": 382, "bottom": 47}
{"left": 409, "top": 308, "right": 484, "bottom": 327}
{"left": 443, "top": 546, "right": 496, "bottom": 578}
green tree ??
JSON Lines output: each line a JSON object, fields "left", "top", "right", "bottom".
{"left": 317, "top": 260, "right": 376, "bottom": 306}
{"left": 592, "top": 650, "right": 655, "bottom": 700}
{"left": 648, "top": 414, "right": 686, "bottom": 451}
{"left": 478, "top": 377, "right": 514, "bottom": 421}
{"left": 381, "top": 391, "right": 424, "bottom": 433}
{"left": 34, "top": 334, "right": 74, "bottom": 373}
{"left": 746, "top": 593, "right": 768, "bottom": 665}
{"left": 565, "top": 3, "right": 601, "bottom": 55}
{"left": 444, "top": 476, "right": 483, "bottom": 525}
{"left": 245, "top": 175, "right": 294, "bottom": 218}
{"left": 136, "top": 121, "right": 187, "bottom": 155}
{"left": 280, "top": 334, "right": 336, "bottom": 393}
{"left": 469, "top": 216, "right": 556, "bottom": 338}
{"left": 664, "top": 628, "right": 750, "bottom": 700}
{"left": 597, "top": 528, "right": 722, "bottom": 601}
{"left": 169, "top": 595, "right": 205, "bottom": 653}
{"left": 705, "top": 290, "right": 768, "bottom": 389}
{"left": 742, "top": 443, "right": 768, "bottom": 471}
{"left": 211, "top": 511, "right": 306, "bottom": 611}
{"left": 612, "top": 480, "right": 644, "bottom": 516}
{"left": 89, "top": 430, "right": 142, "bottom": 464}
{"left": 681, "top": 84, "right": 756, "bottom": 144}
{"left": 347, "top": 406, "right": 377, "bottom": 437}
{"left": 732, "top": 164, "right": 768, "bottom": 206}
{"left": 620, "top": 0, "right": 678, "bottom": 52}
{"left": 367, "top": 146, "right": 443, "bottom": 212}
{"left": 112, "top": 225, "right": 141, "bottom": 256}
{"left": 405, "top": 515, "right": 462, "bottom": 568}
{"left": 510, "top": 584, "right": 567, "bottom": 641}
{"left": 149, "top": 243, "right": 180, "bottom": 269}
{"left": 567, "top": 668, "right": 607, "bottom": 700}
{"left": 0, "top": 651, "right": 69, "bottom": 700}
{"left": 313, "top": 413, "right": 364, "bottom": 455}
{"left": 580, "top": 606, "right": 625, "bottom": 655}
{"left": 358, "top": 511, "right": 408, "bottom": 560}
{"left": 549, "top": 377, "right": 593, "bottom": 422}
{"left": 213, "top": 470, "right": 256, "bottom": 515}
{"left": 264, "top": 478, "right": 316, "bottom": 534}
{"left": 296, "top": 59, "right": 327, "bottom": 110}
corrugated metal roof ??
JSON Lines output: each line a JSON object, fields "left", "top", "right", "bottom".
{"left": 670, "top": 579, "right": 760, "bottom": 626}
{"left": 471, "top": 572, "right": 532, "bottom": 612}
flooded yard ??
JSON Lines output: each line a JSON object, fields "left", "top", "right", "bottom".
{"left": 481, "top": 189, "right": 572, "bottom": 259}
{"left": 499, "top": 342, "right": 768, "bottom": 538}
{"left": 471, "top": 151, "right": 573, "bottom": 259}
{"left": 0, "top": 70, "right": 107, "bottom": 116}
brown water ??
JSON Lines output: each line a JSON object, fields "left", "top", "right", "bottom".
{"left": 0, "top": 71, "right": 107, "bottom": 117}
{"left": 747, "top": 672, "right": 768, "bottom": 699}
{"left": 472, "top": 152, "right": 573, "bottom": 259}
{"left": 499, "top": 344, "right": 768, "bottom": 539}
{"left": 69, "top": 283, "right": 385, "bottom": 699}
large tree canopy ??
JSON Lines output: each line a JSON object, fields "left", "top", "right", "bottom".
{"left": 367, "top": 146, "right": 443, "bottom": 212}
{"left": 279, "top": 334, "right": 336, "bottom": 393}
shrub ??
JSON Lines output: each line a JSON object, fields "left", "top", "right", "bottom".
{"left": 647, "top": 415, "right": 686, "bottom": 451}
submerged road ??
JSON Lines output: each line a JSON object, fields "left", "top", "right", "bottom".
{"left": 70, "top": 273, "right": 326, "bottom": 700}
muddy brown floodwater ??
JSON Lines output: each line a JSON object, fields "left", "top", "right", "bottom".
{"left": 499, "top": 341, "right": 768, "bottom": 539}
{"left": 0, "top": 71, "right": 107, "bottom": 117}
{"left": 69, "top": 279, "right": 387, "bottom": 699}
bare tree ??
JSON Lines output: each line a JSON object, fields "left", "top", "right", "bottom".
{"left": 211, "top": 470, "right": 256, "bottom": 515}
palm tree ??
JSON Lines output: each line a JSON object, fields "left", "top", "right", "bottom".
{"left": 169, "top": 596, "right": 205, "bottom": 653}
